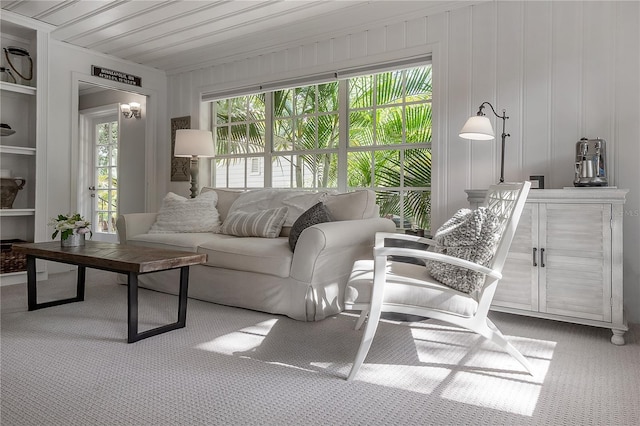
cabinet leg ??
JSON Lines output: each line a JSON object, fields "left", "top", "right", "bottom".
{"left": 611, "top": 329, "right": 625, "bottom": 345}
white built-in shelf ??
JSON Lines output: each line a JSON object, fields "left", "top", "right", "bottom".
{"left": 0, "top": 145, "right": 36, "bottom": 155}
{"left": 0, "top": 81, "right": 36, "bottom": 95}
{"left": 0, "top": 208, "right": 35, "bottom": 217}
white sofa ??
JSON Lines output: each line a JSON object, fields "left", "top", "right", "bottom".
{"left": 116, "top": 188, "right": 396, "bottom": 321}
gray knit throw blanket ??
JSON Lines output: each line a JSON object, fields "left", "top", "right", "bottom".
{"left": 426, "top": 207, "right": 501, "bottom": 294}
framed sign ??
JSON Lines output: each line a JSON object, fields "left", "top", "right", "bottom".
{"left": 529, "top": 175, "right": 545, "bottom": 189}
{"left": 91, "top": 65, "right": 141, "bottom": 87}
{"left": 170, "top": 116, "right": 191, "bottom": 181}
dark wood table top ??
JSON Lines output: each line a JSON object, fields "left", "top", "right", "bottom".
{"left": 13, "top": 241, "right": 207, "bottom": 274}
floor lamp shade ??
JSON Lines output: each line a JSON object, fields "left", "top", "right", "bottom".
{"left": 174, "top": 130, "right": 214, "bottom": 198}
{"left": 459, "top": 115, "right": 495, "bottom": 140}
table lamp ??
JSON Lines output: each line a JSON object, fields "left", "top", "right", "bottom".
{"left": 174, "top": 129, "right": 215, "bottom": 198}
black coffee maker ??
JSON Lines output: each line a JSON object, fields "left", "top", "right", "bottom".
{"left": 574, "top": 138, "right": 608, "bottom": 187}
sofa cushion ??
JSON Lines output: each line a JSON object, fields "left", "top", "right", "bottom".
{"left": 227, "top": 189, "right": 329, "bottom": 227}
{"left": 324, "top": 189, "right": 377, "bottom": 220}
{"left": 288, "top": 202, "right": 333, "bottom": 251}
{"left": 149, "top": 191, "right": 220, "bottom": 234}
{"left": 200, "top": 187, "right": 243, "bottom": 222}
{"left": 128, "top": 232, "right": 228, "bottom": 252}
{"left": 197, "top": 237, "right": 293, "bottom": 278}
{"left": 221, "top": 206, "right": 288, "bottom": 238}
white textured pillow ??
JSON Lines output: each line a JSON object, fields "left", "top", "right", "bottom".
{"left": 149, "top": 191, "right": 221, "bottom": 234}
{"left": 221, "top": 207, "right": 288, "bottom": 238}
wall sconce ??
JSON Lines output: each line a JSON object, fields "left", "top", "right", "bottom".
{"left": 120, "top": 102, "right": 141, "bottom": 119}
{"left": 459, "top": 101, "right": 510, "bottom": 183}
{"left": 174, "top": 129, "right": 215, "bottom": 198}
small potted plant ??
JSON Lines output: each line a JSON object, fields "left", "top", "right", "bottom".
{"left": 50, "top": 213, "right": 92, "bottom": 247}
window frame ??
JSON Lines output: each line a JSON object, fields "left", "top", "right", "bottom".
{"left": 209, "top": 62, "right": 432, "bottom": 230}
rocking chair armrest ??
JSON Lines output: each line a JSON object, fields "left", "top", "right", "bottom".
{"left": 374, "top": 245, "right": 502, "bottom": 280}
{"left": 374, "top": 232, "right": 436, "bottom": 248}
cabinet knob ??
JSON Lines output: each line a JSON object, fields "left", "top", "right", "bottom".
{"left": 540, "top": 248, "right": 545, "bottom": 268}
{"left": 532, "top": 248, "right": 537, "bottom": 267}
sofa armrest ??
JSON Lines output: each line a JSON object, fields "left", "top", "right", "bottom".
{"left": 290, "top": 217, "right": 396, "bottom": 284}
{"left": 116, "top": 213, "right": 158, "bottom": 243}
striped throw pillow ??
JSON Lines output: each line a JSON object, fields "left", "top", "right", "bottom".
{"left": 220, "top": 207, "right": 288, "bottom": 238}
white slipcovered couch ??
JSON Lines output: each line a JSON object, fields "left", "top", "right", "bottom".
{"left": 116, "top": 188, "right": 396, "bottom": 321}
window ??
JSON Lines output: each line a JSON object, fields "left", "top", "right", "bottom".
{"left": 94, "top": 120, "right": 119, "bottom": 236}
{"left": 210, "top": 64, "right": 432, "bottom": 230}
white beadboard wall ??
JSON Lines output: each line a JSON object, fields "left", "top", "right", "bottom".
{"left": 167, "top": 1, "right": 640, "bottom": 323}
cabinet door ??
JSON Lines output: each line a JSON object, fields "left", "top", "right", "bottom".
{"left": 539, "top": 203, "right": 612, "bottom": 322}
{"left": 493, "top": 203, "right": 539, "bottom": 311}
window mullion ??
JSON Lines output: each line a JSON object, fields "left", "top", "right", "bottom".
{"left": 264, "top": 92, "right": 273, "bottom": 187}
{"left": 337, "top": 79, "right": 348, "bottom": 192}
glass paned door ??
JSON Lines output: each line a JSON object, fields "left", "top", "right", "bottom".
{"left": 91, "top": 119, "right": 119, "bottom": 242}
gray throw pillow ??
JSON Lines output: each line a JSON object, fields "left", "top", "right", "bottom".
{"left": 288, "top": 202, "right": 333, "bottom": 251}
{"left": 425, "top": 207, "right": 501, "bottom": 294}
{"left": 221, "top": 206, "right": 288, "bottom": 238}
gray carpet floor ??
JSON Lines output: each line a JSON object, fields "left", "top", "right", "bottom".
{"left": 1, "top": 269, "right": 639, "bottom": 426}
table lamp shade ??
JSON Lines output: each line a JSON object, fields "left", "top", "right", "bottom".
{"left": 459, "top": 115, "right": 495, "bottom": 140}
{"left": 174, "top": 129, "right": 215, "bottom": 157}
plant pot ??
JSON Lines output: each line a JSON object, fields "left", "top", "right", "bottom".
{"left": 61, "top": 234, "right": 85, "bottom": 248}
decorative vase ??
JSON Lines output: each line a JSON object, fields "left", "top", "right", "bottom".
{"left": 0, "top": 177, "right": 26, "bottom": 209}
{"left": 61, "top": 233, "right": 85, "bottom": 248}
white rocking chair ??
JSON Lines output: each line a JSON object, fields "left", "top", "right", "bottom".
{"left": 344, "top": 182, "right": 532, "bottom": 381}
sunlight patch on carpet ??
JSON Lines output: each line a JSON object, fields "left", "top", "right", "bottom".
{"left": 195, "top": 319, "right": 279, "bottom": 355}
{"left": 440, "top": 336, "right": 555, "bottom": 416}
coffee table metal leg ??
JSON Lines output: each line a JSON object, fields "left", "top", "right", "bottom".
{"left": 27, "top": 257, "right": 85, "bottom": 311}
{"left": 26, "top": 255, "right": 37, "bottom": 311}
{"left": 77, "top": 266, "right": 86, "bottom": 301}
{"left": 127, "top": 272, "right": 139, "bottom": 343}
{"left": 127, "top": 267, "right": 190, "bottom": 343}
{"left": 177, "top": 266, "right": 189, "bottom": 326}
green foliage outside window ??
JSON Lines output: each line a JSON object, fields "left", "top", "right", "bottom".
{"left": 213, "top": 65, "right": 432, "bottom": 229}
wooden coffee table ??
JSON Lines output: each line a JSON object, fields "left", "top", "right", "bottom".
{"left": 13, "top": 241, "right": 207, "bottom": 343}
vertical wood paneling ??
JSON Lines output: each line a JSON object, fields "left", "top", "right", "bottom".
{"left": 247, "top": 56, "right": 262, "bottom": 80}
{"left": 386, "top": 22, "right": 405, "bottom": 51}
{"left": 272, "top": 50, "right": 287, "bottom": 74}
{"left": 350, "top": 31, "right": 367, "bottom": 59}
{"left": 582, "top": 2, "right": 613, "bottom": 141}
{"left": 332, "top": 34, "right": 349, "bottom": 63}
{"left": 446, "top": 7, "right": 472, "bottom": 214}
{"left": 287, "top": 46, "right": 302, "bottom": 72}
{"left": 301, "top": 43, "right": 316, "bottom": 69}
{"left": 405, "top": 16, "right": 427, "bottom": 48}
{"left": 427, "top": 11, "right": 448, "bottom": 229}
{"left": 522, "top": 1, "right": 552, "bottom": 180}
{"left": 367, "top": 27, "right": 386, "bottom": 56}
{"left": 550, "top": 1, "right": 583, "bottom": 189}
{"left": 260, "top": 55, "right": 271, "bottom": 77}
{"left": 317, "top": 39, "right": 332, "bottom": 65}
{"left": 470, "top": 2, "right": 497, "bottom": 188}
{"left": 496, "top": 1, "right": 524, "bottom": 184}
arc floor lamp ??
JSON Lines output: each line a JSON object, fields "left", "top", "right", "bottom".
{"left": 459, "top": 102, "right": 510, "bottom": 183}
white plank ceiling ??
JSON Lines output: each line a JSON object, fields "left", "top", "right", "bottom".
{"left": 1, "top": 0, "right": 477, "bottom": 75}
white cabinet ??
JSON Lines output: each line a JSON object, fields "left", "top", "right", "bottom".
{"left": 1, "top": 12, "right": 49, "bottom": 285}
{"left": 466, "top": 188, "right": 628, "bottom": 344}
